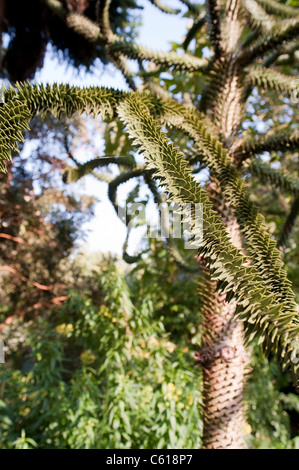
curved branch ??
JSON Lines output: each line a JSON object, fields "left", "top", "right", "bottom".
{"left": 243, "top": 0, "right": 275, "bottom": 34}
{"left": 108, "top": 167, "right": 145, "bottom": 213}
{"left": 147, "top": 97, "right": 297, "bottom": 315}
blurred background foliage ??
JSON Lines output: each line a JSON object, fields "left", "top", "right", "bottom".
{"left": 0, "top": 235, "right": 298, "bottom": 448}
{"left": 0, "top": 262, "right": 203, "bottom": 449}
{"left": 0, "top": 0, "right": 142, "bottom": 81}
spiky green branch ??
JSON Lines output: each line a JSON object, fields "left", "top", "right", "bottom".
{"left": 255, "top": 0, "right": 299, "bottom": 18}
{"left": 108, "top": 167, "right": 145, "bottom": 213}
{"left": 205, "top": 0, "right": 223, "bottom": 57}
{"left": 183, "top": 11, "right": 206, "bottom": 50}
{"left": 108, "top": 40, "right": 209, "bottom": 72}
{"left": 234, "top": 130, "right": 299, "bottom": 164}
{"left": 249, "top": 159, "right": 299, "bottom": 197}
{"left": 117, "top": 94, "right": 299, "bottom": 387}
{"left": 241, "top": 19, "right": 299, "bottom": 65}
{"left": 245, "top": 65, "right": 299, "bottom": 96}
{"left": 96, "top": 0, "right": 136, "bottom": 89}
{"left": 148, "top": 0, "right": 180, "bottom": 14}
{"left": 147, "top": 98, "right": 297, "bottom": 315}
{"left": 243, "top": 0, "right": 275, "bottom": 33}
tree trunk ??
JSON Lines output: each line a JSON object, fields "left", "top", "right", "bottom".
{"left": 196, "top": 1, "right": 251, "bottom": 447}
{"left": 196, "top": 191, "right": 250, "bottom": 448}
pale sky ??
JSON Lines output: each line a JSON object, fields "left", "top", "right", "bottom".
{"left": 33, "top": 1, "right": 190, "bottom": 257}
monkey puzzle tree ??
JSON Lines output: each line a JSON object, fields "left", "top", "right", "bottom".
{"left": 0, "top": 0, "right": 299, "bottom": 449}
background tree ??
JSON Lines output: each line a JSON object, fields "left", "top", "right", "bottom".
{"left": 0, "top": 114, "right": 94, "bottom": 329}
